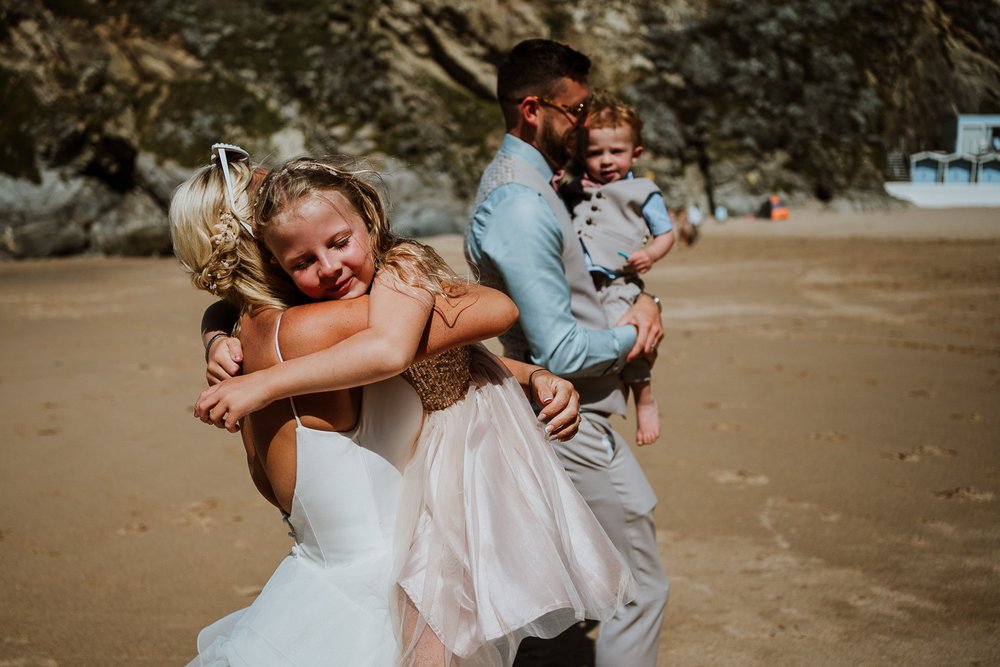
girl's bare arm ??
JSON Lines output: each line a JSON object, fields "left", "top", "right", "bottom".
{"left": 197, "top": 284, "right": 518, "bottom": 431}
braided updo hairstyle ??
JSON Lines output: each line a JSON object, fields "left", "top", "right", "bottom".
{"left": 169, "top": 159, "right": 304, "bottom": 313}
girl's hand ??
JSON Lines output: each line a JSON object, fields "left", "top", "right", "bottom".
{"left": 530, "top": 369, "right": 581, "bottom": 442}
{"left": 194, "top": 373, "right": 275, "bottom": 432}
{"left": 206, "top": 336, "right": 244, "bottom": 386}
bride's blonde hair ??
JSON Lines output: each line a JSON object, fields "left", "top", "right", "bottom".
{"left": 255, "top": 156, "right": 466, "bottom": 298}
{"left": 169, "top": 160, "right": 304, "bottom": 314}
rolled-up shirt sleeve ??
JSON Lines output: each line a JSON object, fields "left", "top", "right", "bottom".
{"left": 642, "top": 192, "right": 673, "bottom": 236}
{"left": 477, "top": 187, "right": 635, "bottom": 377}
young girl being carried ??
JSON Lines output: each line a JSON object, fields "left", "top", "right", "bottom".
{"left": 196, "top": 157, "right": 634, "bottom": 666}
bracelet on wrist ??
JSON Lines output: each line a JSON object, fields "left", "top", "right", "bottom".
{"left": 204, "top": 332, "right": 229, "bottom": 362}
{"left": 527, "top": 367, "right": 547, "bottom": 388}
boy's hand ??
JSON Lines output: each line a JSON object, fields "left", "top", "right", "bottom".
{"left": 206, "top": 336, "right": 244, "bottom": 386}
{"left": 626, "top": 248, "right": 655, "bottom": 274}
{"left": 530, "top": 369, "right": 582, "bottom": 442}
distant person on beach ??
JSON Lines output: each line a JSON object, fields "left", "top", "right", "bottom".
{"left": 170, "top": 145, "right": 583, "bottom": 665}
{"left": 465, "top": 39, "right": 670, "bottom": 666}
{"left": 559, "top": 91, "right": 677, "bottom": 446}
{"left": 678, "top": 203, "right": 702, "bottom": 246}
{"left": 189, "top": 152, "right": 634, "bottom": 666}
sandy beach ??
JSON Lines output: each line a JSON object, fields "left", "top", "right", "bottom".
{"left": 1, "top": 205, "right": 998, "bottom": 666}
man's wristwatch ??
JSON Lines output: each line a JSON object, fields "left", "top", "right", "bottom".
{"left": 643, "top": 292, "right": 662, "bottom": 313}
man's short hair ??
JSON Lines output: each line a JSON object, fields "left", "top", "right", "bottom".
{"left": 497, "top": 39, "right": 590, "bottom": 127}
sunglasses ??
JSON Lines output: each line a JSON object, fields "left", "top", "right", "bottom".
{"left": 519, "top": 96, "right": 590, "bottom": 124}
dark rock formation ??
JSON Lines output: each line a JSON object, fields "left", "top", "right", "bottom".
{"left": 1, "top": 0, "right": 997, "bottom": 257}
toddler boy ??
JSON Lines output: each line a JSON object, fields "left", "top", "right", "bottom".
{"left": 560, "top": 92, "right": 675, "bottom": 445}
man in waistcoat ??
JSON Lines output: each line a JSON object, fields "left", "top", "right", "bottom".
{"left": 464, "top": 39, "right": 669, "bottom": 666}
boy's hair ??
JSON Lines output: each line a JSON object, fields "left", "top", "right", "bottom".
{"left": 497, "top": 39, "right": 591, "bottom": 130}
{"left": 255, "top": 156, "right": 463, "bottom": 298}
{"left": 586, "top": 90, "right": 644, "bottom": 147}
{"left": 169, "top": 160, "right": 303, "bottom": 315}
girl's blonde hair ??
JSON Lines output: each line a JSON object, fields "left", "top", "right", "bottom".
{"left": 254, "top": 156, "right": 464, "bottom": 298}
{"left": 169, "top": 160, "right": 304, "bottom": 314}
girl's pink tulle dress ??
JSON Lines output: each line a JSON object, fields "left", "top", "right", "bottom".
{"left": 393, "top": 343, "right": 635, "bottom": 666}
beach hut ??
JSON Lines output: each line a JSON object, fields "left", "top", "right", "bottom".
{"left": 955, "top": 115, "right": 1000, "bottom": 154}
{"left": 909, "top": 151, "right": 944, "bottom": 183}
{"left": 942, "top": 153, "right": 975, "bottom": 183}
{"left": 978, "top": 154, "right": 1000, "bottom": 184}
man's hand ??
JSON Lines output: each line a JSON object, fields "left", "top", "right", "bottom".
{"left": 617, "top": 293, "right": 663, "bottom": 362}
{"left": 206, "top": 336, "right": 244, "bottom": 386}
{"left": 529, "top": 369, "right": 582, "bottom": 442}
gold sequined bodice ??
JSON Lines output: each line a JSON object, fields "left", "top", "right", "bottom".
{"left": 402, "top": 346, "right": 472, "bottom": 412}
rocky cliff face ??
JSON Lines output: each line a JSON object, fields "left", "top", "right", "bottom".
{"left": 2, "top": 0, "right": 997, "bottom": 258}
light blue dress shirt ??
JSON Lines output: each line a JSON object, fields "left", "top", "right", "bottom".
{"left": 465, "top": 134, "right": 636, "bottom": 378}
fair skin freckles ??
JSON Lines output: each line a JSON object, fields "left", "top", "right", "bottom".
{"left": 197, "top": 193, "right": 582, "bottom": 438}
{"left": 511, "top": 78, "right": 665, "bottom": 358}
{"left": 583, "top": 124, "right": 675, "bottom": 274}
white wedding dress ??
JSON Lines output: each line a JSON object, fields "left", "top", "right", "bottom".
{"left": 186, "top": 321, "right": 425, "bottom": 666}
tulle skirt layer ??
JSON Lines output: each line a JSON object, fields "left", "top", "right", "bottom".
{"left": 393, "top": 345, "right": 635, "bottom": 667}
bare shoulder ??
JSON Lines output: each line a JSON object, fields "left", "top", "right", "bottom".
{"left": 238, "top": 308, "right": 282, "bottom": 373}
{"left": 278, "top": 298, "right": 371, "bottom": 359}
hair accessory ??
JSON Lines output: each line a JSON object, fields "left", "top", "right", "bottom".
{"left": 210, "top": 143, "right": 256, "bottom": 238}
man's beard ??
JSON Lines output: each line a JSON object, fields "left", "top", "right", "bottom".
{"left": 537, "top": 118, "right": 574, "bottom": 169}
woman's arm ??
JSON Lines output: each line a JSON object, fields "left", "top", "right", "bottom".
{"left": 196, "top": 283, "right": 518, "bottom": 431}
{"left": 202, "top": 301, "right": 244, "bottom": 384}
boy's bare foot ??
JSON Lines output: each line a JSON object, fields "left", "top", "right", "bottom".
{"left": 632, "top": 379, "right": 660, "bottom": 445}
{"left": 636, "top": 397, "right": 660, "bottom": 445}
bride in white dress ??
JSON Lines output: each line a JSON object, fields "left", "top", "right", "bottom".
{"left": 171, "top": 154, "right": 577, "bottom": 665}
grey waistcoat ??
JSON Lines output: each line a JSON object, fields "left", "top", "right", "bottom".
{"left": 471, "top": 152, "right": 626, "bottom": 415}
{"left": 569, "top": 177, "right": 661, "bottom": 273}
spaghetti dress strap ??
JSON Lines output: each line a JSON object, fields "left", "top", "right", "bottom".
{"left": 273, "top": 313, "right": 302, "bottom": 428}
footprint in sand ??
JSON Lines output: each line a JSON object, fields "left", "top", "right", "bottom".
{"left": 908, "top": 388, "right": 934, "bottom": 398}
{"left": 884, "top": 451, "right": 920, "bottom": 462}
{"left": 712, "top": 421, "right": 741, "bottom": 432}
{"left": 922, "top": 520, "right": 958, "bottom": 536}
{"left": 117, "top": 521, "right": 149, "bottom": 536}
{"left": 933, "top": 487, "right": 995, "bottom": 502}
{"left": 1, "top": 657, "right": 58, "bottom": 667}
{"left": 710, "top": 469, "right": 770, "bottom": 487}
{"left": 808, "top": 431, "right": 848, "bottom": 442}
{"left": 884, "top": 445, "right": 958, "bottom": 462}
{"left": 173, "top": 498, "right": 221, "bottom": 532}
{"left": 950, "top": 412, "right": 984, "bottom": 422}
